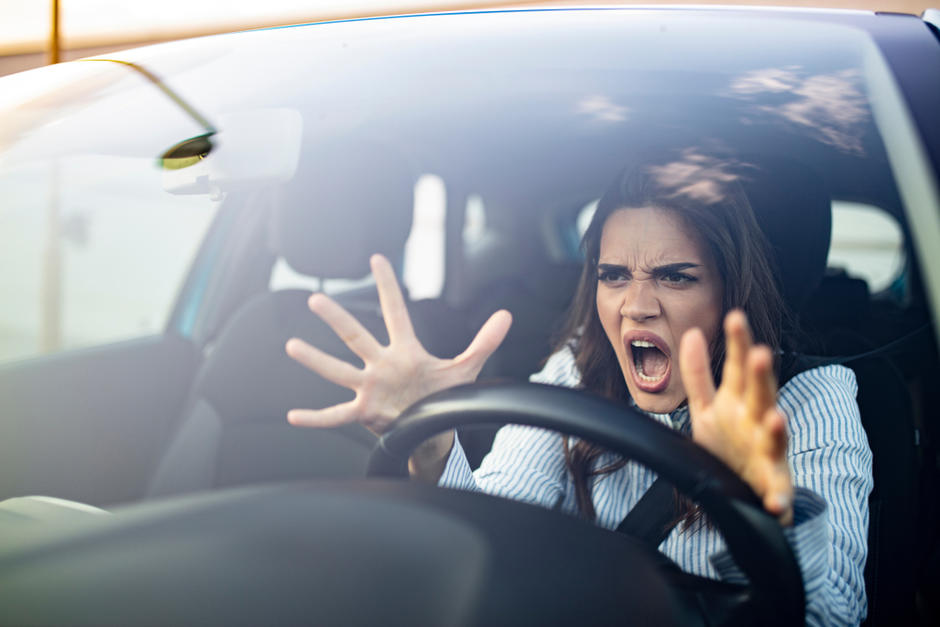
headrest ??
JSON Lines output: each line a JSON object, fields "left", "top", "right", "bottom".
{"left": 270, "top": 141, "right": 415, "bottom": 279}
{"left": 734, "top": 156, "right": 832, "bottom": 313}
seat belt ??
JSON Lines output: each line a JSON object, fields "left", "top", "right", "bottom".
{"left": 616, "top": 476, "right": 678, "bottom": 547}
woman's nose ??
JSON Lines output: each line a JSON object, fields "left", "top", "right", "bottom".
{"left": 620, "top": 279, "right": 661, "bottom": 321}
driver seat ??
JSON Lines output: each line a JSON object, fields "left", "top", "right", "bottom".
{"left": 739, "top": 157, "right": 917, "bottom": 625}
{"left": 147, "top": 143, "right": 435, "bottom": 496}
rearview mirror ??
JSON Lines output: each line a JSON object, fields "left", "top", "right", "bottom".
{"left": 162, "top": 108, "right": 302, "bottom": 194}
{"left": 158, "top": 133, "right": 215, "bottom": 170}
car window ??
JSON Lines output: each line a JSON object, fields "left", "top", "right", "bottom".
{"left": 0, "top": 59, "right": 225, "bottom": 365}
{"left": 828, "top": 201, "right": 904, "bottom": 293}
{"left": 463, "top": 194, "right": 487, "bottom": 248}
{"left": 0, "top": 155, "right": 217, "bottom": 365}
{"left": 403, "top": 174, "right": 446, "bottom": 300}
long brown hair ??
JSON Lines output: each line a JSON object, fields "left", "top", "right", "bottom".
{"left": 559, "top": 158, "right": 788, "bottom": 523}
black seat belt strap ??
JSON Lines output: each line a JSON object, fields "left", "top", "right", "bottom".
{"left": 616, "top": 476, "right": 679, "bottom": 548}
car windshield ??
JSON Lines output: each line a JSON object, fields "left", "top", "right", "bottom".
{"left": 0, "top": 9, "right": 932, "bottom": 366}
{"left": 1, "top": 9, "right": 939, "bottom": 626}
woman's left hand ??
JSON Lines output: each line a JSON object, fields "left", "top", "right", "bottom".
{"left": 679, "top": 310, "right": 794, "bottom": 525}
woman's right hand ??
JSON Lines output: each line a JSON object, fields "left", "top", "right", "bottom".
{"left": 285, "top": 254, "right": 512, "bottom": 437}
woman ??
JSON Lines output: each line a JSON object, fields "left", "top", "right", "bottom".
{"left": 285, "top": 164, "right": 872, "bottom": 625}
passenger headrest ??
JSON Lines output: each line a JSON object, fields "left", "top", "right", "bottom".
{"left": 270, "top": 141, "right": 415, "bottom": 279}
{"left": 734, "top": 156, "right": 831, "bottom": 313}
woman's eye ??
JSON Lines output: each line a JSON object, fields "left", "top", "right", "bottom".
{"left": 660, "top": 272, "right": 696, "bottom": 285}
{"left": 598, "top": 269, "right": 628, "bottom": 283}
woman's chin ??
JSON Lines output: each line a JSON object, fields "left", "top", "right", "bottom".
{"left": 627, "top": 385, "right": 684, "bottom": 415}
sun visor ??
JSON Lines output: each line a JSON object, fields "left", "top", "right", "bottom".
{"left": 162, "top": 108, "right": 302, "bottom": 194}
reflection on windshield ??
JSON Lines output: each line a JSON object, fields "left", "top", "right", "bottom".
{"left": 576, "top": 94, "right": 629, "bottom": 123}
{"left": 647, "top": 148, "right": 751, "bottom": 204}
{"left": 729, "top": 67, "right": 869, "bottom": 156}
{"left": 0, "top": 63, "right": 126, "bottom": 157}
{"left": 0, "top": 60, "right": 215, "bottom": 168}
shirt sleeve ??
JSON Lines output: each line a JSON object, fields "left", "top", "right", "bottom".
{"left": 710, "top": 364, "right": 873, "bottom": 626}
{"left": 437, "top": 347, "right": 578, "bottom": 507}
{"left": 438, "top": 425, "right": 570, "bottom": 507}
{"left": 438, "top": 430, "right": 481, "bottom": 493}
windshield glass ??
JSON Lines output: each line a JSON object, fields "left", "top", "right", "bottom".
{"left": 1, "top": 14, "right": 938, "bottom": 626}
{"left": 0, "top": 9, "right": 932, "bottom": 365}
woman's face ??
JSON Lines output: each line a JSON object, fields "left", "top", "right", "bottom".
{"left": 596, "top": 207, "right": 723, "bottom": 414}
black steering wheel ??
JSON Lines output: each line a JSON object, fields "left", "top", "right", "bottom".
{"left": 367, "top": 381, "right": 805, "bottom": 626}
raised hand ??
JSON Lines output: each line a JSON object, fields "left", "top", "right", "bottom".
{"left": 679, "top": 310, "right": 794, "bottom": 525}
{"left": 285, "top": 254, "right": 512, "bottom": 436}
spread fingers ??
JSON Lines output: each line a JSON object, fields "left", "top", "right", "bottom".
{"left": 762, "top": 406, "right": 788, "bottom": 459}
{"left": 455, "top": 309, "right": 512, "bottom": 375}
{"left": 308, "top": 292, "right": 382, "bottom": 360}
{"left": 745, "top": 345, "right": 777, "bottom": 421}
{"left": 759, "top": 408, "right": 792, "bottom": 523}
{"left": 679, "top": 327, "right": 716, "bottom": 415}
{"left": 287, "top": 401, "right": 360, "bottom": 429}
{"left": 285, "top": 338, "right": 364, "bottom": 388}
{"left": 721, "top": 310, "right": 751, "bottom": 396}
{"left": 371, "top": 254, "right": 416, "bottom": 345}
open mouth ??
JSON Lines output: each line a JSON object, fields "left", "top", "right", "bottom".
{"left": 625, "top": 335, "right": 671, "bottom": 393}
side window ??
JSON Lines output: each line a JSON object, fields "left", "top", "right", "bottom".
{"left": 403, "top": 174, "right": 446, "bottom": 300}
{"left": 0, "top": 59, "right": 231, "bottom": 366}
{"left": 463, "top": 193, "right": 487, "bottom": 248}
{"left": 827, "top": 201, "right": 905, "bottom": 293}
{"left": 0, "top": 157, "right": 217, "bottom": 365}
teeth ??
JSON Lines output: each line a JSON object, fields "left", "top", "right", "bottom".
{"left": 630, "top": 339, "right": 665, "bottom": 382}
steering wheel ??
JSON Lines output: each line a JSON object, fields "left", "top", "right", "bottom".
{"left": 367, "top": 381, "right": 805, "bottom": 626}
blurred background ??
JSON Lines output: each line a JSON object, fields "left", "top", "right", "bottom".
{"left": 1, "top": 0, "right": 937, "bottom": 77}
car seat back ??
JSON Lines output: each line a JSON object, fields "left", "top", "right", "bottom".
{"left": 852, "top": 352, "right": 918, "bottom": 625}
{"left": 744, "top": 157, "right": 920, "bottom": 625}
{"left": 148, "top": 142, "right": 425, "bottom": 497}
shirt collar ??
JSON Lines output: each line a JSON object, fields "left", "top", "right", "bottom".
{"left": 631, "top": 399, "right": 692, "bottom": 434}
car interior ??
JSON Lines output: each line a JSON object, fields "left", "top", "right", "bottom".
{"left": 1, "top": 139, "right": 936, "bottom": 624}
{"left": 1, "top": 12, "right": 938, "bottom": 621}
{"left": 131, "top": 145, "right": 932, "bottom": 624}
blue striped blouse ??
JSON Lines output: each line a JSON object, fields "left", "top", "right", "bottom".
{"left": 439, "top": 347, "right": 873, "bottom": 626}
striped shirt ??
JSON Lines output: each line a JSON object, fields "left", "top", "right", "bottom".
{"left": 440, "top": 346, "right": 873, "bottom": 626}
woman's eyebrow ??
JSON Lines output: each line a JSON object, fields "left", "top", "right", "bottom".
{"left": 652, "top": 262, "right": 702, "bottom": 273}
{"left": 596, "top": 261, "right": 703, "bottom": 275}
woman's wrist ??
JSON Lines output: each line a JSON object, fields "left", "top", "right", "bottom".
{"left": 408, "top": 430, "right": 456, "bottom": 484}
